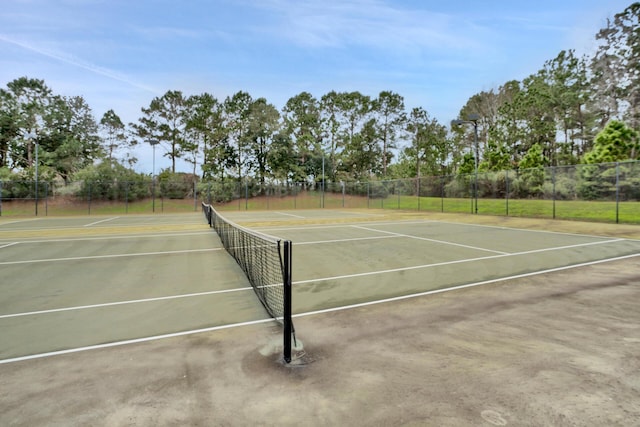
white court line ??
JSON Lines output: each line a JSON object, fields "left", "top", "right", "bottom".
{"left": 0, "top": 286, "right": 253, "bottom": 319}
{"left": 293, "top": 252, "right": 640, "bottom": 318}
{"left": 276, "top": 212, "right": 305, "bottom": 219}
{"left": 255, "top": 220, "right": 434, "bottom": 233}
{"left": 0, "top": 221, "right": 205, "bottom": 233}
{"left": 433, "top": 219, "right": 631, "bottom": 241}
{"left": 257, "top": 218, "right": 633, "bottom": 242}
{"left": 84, "top": 217, "right": 120, "bottom": 227}
{"left": 3, "top": 231, "right": 212, "bottom": 245}
{"left": 0, "top": 242, "right": 19, "bottom": 249}
{"left": 0, "top": 318, "right": 275, "bottom": 365}
{"left": 1, "top": 251, "right": 637, "bottom": 365}
{"left": 292, "top": 238, "right": 625, "bottom": 285}
{"left": 3, "top": 237, "right": 625, "bottom": 315}
{"left": 351, "top": 225, "right": 509, "bottom": 255}
{"left": 0, "top": 247, "right": 223, "bottom": 265}
{"left": 296, "top": 235, "right": 401, "bottom": 246}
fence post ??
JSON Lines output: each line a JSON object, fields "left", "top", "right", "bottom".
{"left": 470, "top": 175, "right": 474, "bottom": 214}
{"left": 45, "top": 182, "right": 48, "bottom": 216}
{"left": 441, "top": 176, "right": 445, "bottom": 213}
{"left": 505, "top": 170, "right": 509, "bottom": 216}
{"left": 88, "top": 181, "right": 92, "bottom": 215}
{"left": 367, "top": 182, "right": 370, "bottom": 209}
{"left": 34, "top": 179, "right": 39, "bottom": 216}
{"left": 552, "top": 166, "right": 556, "bottom": 220}
{"left": 266, "top": 183, "right": 270, "bottom": 210}
{"left": 615, "top": 162, "right": 620, "bottom": 224}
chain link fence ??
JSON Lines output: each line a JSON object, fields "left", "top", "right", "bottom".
{"left": 1, "top": 161, "right": 639, "bottom": 223}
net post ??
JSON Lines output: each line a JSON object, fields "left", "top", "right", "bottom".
{"left": 283, "top": 240, "right": 293, "bottom": 363}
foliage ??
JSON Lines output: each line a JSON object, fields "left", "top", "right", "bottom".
{"left": 514, "top": 144, "right": 547, "bottom": 197}
{"left": 157, "top": 169, "right": 197, "bottom": 199}
{"left": 100, "top": 109, "right": 130, "bottom": 165}
{"left": 591, "top": 3, "right": 640, "bottom": 129}
{"left": 74, "top": 162, "right": 149, "bottom": 201}
{"left": 130, "top": 90, "right": 188, "bottom": 173}
{"left": 583, "top": 120, "right": 639, "bottom": 163}
{"left": 479, "top": 140, "right": 511, "bottom": 172}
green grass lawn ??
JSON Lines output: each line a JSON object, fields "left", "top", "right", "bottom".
{"left": 382, "top": 195, "right": 639, "bottom": 224}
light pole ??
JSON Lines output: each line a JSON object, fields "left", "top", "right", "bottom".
{"left": 149, "top": 139, "right": 159, "bottom": 212}
{"left": 451, "top": 114, "right": 479, "bottom": 214}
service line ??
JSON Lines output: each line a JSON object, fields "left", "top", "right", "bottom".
{"left": 0, "top": 286, "right": 252, "bottom": 320}
{"left": 351, "top": 224, "right": 509, "bottom": 255}
{"left": 276, "top": 212, "right": 305, "bottom": 219}
{"left": 292, "top": 237, "right": 625, "bottom": 285}
{"left": 0, "top": 247, "right": 223, "bottom": 266}
{"left": 84, "top": 217, "right": 120, "bottom": 227}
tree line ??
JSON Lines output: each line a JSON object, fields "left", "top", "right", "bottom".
{"left": 1, "top": 3, "right": 639, "bottom": 189}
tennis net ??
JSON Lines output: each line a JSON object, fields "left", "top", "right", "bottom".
{"left": 202, "top": 202, "right": 294, "bottom": 362}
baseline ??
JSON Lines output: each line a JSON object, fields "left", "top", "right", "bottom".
{"left": 0, "top": 247, "right": 223, "bottom": 266}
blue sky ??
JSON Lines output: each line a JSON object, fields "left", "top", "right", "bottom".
{"left": 0, "top": 0, "right": 632, "bottom": 174}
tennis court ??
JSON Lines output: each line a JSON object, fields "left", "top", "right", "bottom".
{"left": 1, "top": 209, "right": 639, "bottom": 425}
{"left": 2, "top": 209, "right": 637, "bottom": 362}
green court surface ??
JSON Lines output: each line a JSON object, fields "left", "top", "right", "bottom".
{"left": 1, "top": 210, "right": 639, "bottom": 362}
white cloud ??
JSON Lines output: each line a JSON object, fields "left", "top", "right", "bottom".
{"left": 251, "top": 0, "right": 490, "bottom": 54}
{"left": 0, "top": 34, "right": 160, "bottom": 94}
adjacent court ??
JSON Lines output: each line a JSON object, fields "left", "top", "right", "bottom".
{"left": 1, "top": 209, "right": 639, "bottom": 362}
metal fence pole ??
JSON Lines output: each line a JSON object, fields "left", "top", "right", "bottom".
{"left": 615, "top": 162, "right": 620, "bottom": 224}
{"left": 470, "top": 175, "right": 474, "bottom": 214}
{"left": 417, "top": 178, "right": 421, "bottom": 211}
{"left": 505, "top": 170, "right": 509, "bottom": 216}
{"left": 552, "top": 166, "right": 557, "bottom": 220}
{"left": 441, "top": 176, "right": 445, "bottom": 213}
